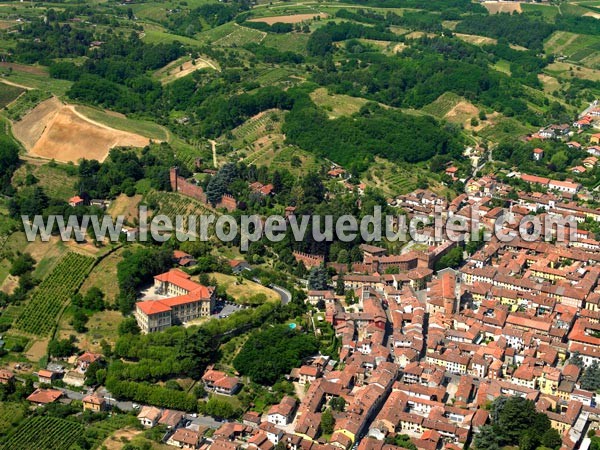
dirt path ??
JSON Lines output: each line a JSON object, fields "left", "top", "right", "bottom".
{"left": 0, "top": 79, "right": 33, "bottom": 90}
{"left": 209, "top": 139, "right": 218, "bottom": 168}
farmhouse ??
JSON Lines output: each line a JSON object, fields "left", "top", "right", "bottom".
{"left": 134, "top": 269, "right": 216, "bottom": 333}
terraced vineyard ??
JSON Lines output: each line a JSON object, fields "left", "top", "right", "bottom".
{"left": 145, "top": 189, "right": 218, "bottom": 228}
{"left": 14, "top": 252, "right": 96, "bottom": 336}
{"left": 213, "top": 24, "right": 265, "bottom": 47}
{"left": 232, "top": 109, "right": 284, "bottom": 145}
{"left": 0, "top": 416, "right": 83, "bottom": 450}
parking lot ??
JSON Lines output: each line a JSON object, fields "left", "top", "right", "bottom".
{"left": 211, "top": 299, "right": 244, "bottom": 319}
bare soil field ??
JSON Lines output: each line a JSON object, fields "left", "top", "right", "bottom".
{"left": 108, "top": 194, "right": 142, "bottom": 223}
{"left": 0, "top": 20, "right": 16, "bottom": 30}
{"left": 583, "top": 12, "right": 600, "bottom": 18}
{"left": 393, "top": 43, "right": 408, "bottom": 53}
{"left": 445, "top": 100, "right": 479, "bottom": 121}
{"left": 455, "top": 33, "right": 497, "bottom": 46}
{"left": 24, "top": 338, "right": 49, "bottom": 362}
{"left": 13, "top": 98, "right": 151, "bottom": 163}
{"left": 248, "top": 12, "right": 328, "bottom": 24}
{"left": 12, "top": 96, "right": 62, "bottom": 150}
{"left": 101, "top": 428, "right": 143, "bottom": 450}
{"left": 483, "top": 2, "right": 522, "bottom": 13}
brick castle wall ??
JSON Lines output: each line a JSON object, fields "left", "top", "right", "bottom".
{"left": 170, "top": 167, "right": 236, "bottom": 211}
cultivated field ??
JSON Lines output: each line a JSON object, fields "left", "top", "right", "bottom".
{"left": 107, "top": 194, "right": 143, "bottom": 224}
{"left": 544, "top": 31, "right": 600, "bottom": 68}
{"left": 14, "top": 252, "right": 96, "bottom": 336}
{"left": 444, "top": 100, "right": 480, "bottom": 125}
{"left": 12, "top": 161, "right": 78, "bottom": 200}
{"left": 545, "top": 61, "right": 600, "bottom": 82}
{"left": 421, "top": 92, "right": 465, "bottom": 118}
{"left": 310, "top": 87, "right": 369, "bottom": 118}
{"left": 212, "top": 24, "right": 266, "bottom": 46}
{"left": 0, "top": 83, "right": 25, "bottom": 108}
{"left": 483, "top": 1, "right": 522, "bottom": 13}
{"left": 0, "top": 416, "right": 84, "bottom": 450}
{"left": 248, "top": 12, "right": 328, "bottom": 24}
{"left": 12, "top": 98, "right": 153, "bottom": 163}
{"left": 155, "top": 56, "right": 218, "bottom": 84}
{"left": 454, "top": 33, "right": 497, "bottom": 46}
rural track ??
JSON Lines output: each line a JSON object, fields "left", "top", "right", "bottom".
{"left": 209, "top": 139, "right": 218, "bottom": 168}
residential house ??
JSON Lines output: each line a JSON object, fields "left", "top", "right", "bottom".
{"left": 27, "top": 388, "right": 62, "bottom": 405}
{"left": 37, "top": 369, "right": 59, "bottom": 384}
{"left": 138, "top": 406, "right": 163, "bottom": 428}
{"left": 167, "top": 428, "right": 201, "bottom": 449}
{"left": 69, "top": 195, "right": 84, "bottom": 207}
{"left": 82, "top": 394, "right": 107, "bottom": 412}
{"left": 267, "top": 396, "right": 297, "bottom": 426}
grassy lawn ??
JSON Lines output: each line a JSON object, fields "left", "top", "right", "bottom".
{"left": 0, "top": 72, "right": 71, "bottom": 97}
{"left": 491, "top": 59, "right": 512, "bottom": 75}
{"left": 262, "top": 32, "right": 310, "bottom": 53}
{"left": 521, "top": 3, "right": 560, "bottom": 20}
{"left": 141, "top": 23, "right": 205, "bottom": 47}
{"left": 79, "top": 247, "right": 126, "bottom": 304}
{"left": 0, "top": 230, "right": 28, "bottom": 289}
{"left": 207, "top": 272, "right": 279, "bottom": 304}
{"left": 58, "top": 309, "right": 123, "bottom": 353}
{"left": 211, "top": 392, "right": 242, "bottom": 410}
{"left": 545, "top": 61, "right": 600, "bottom": 82}
{"left": 211, "top": 24, "right": 265, "bottom": 47}
{"left": 12, "top": 162, "right": 78, "bottom": 200}
{"left": 74, "top": 105, "right": 169, "bottom": 141}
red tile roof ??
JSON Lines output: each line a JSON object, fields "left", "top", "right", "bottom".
{"left": 27, "top": 388, "right": 62, "bottom": 404}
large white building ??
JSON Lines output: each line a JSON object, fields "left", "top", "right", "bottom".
{"left": 134, "top": 269, "right": 215, "bottom": 333}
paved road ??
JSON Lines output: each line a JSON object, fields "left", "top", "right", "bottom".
{"left": 271, "top": 284, "right": 291, "bottom": 305}
{"left": 252, "top": 277, "right": 291, "bottom": 305}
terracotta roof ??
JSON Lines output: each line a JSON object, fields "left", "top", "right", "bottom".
{"left": 171, "top": 428, "right": 200, "bottom": 446}
{"left": 83, "top": 394, "right": 105, "bottom": 406}
{"left": 27, "top": 388, "right": 62, "bottom": 404}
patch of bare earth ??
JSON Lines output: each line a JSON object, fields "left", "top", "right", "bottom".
{"left": 108, "top": 194, "right": 142, "bottom": 224}
{"left": 160, "top": 59, "right": 213, "bottom": 83}
{"left": 248, "top": 12, "right": 328, "bottom": 24}
{"left": 12, "top": 97, "right": 63, "bottom": 150}
{"left": 0, "top": 62, "right": 48, "bottom": 76}
{"left": 444, "top": 101, "right": 479, "bottom": 122}
{"left": 483, "top": 2, "right": 522, "bottom": 14}
{"left": 102, "top": 428, "right": 143, "bottom": 450}
{"left": 13, "top": 98, "right": 151, "bottom": 163}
